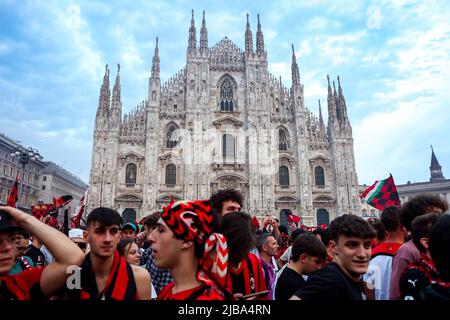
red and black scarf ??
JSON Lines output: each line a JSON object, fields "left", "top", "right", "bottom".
{"left": 406, "top": 254, "right": 439, "bottom": 284}
{"left": 78, "top": 251, "right": 137, "bottom": 300}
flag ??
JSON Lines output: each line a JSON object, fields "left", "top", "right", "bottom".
{"left": 53, "top": 195, "right": 73, "bottom": 209}
{"left": 70, "top": 189, "right": 88, "bottom": 228}
{"left": 251, "top": 216, "right": 260, "bottom": 228}
{"left": 31, "top": 203, "right": 54, "bottom": 220}
{"left": 360, "top": 174, "right": 401, "bottom": 211}
{"left": 7, "top": 176, "right": 19, "bottom": 207}
{"left": 286, "top": 213, "right": 301, "bottom": 232}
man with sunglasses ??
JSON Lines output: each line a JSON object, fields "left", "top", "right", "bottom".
{"left": 69, "top": 228, "right": 88, "bottom": 253}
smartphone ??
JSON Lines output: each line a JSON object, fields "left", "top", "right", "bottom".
{"left": 240, "top": 290, "right": 270, "bottom": 299}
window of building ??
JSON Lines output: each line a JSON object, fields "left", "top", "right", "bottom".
{"left": 222, "top": 134, "right": 235, "bottom": 158}
{"left": 125, "top": 163, "right": 137, "bottom": 184}
{"left": 42, "top": 185, "right": 46, "bottom": 190}
{"left": 315, "top": 166, "right": 325, "bottom": 186}
{"left": 279, "top": 166, "right": 289, "bottom": 188}
{"left": 220, "top": 79, "right": 234, "bottom": 111}
{"left": 43, "top": 176, "right": 46, "bottom": 182}
{"left": 165, "top": 164, "right": 176, "bottom": 187}
{"left": 166, "top": 126, "right": 179, "bottom": 148}
{"left": 278, "top": 129, "right": 288, "bottom": 151}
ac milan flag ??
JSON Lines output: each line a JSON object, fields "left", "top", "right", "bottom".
{"left": 286, "top": 213, "right": 301, "bottom": 232}
{"left": 360, "top": 174, "right": 401, "bottom": 211}
{"left": 7, "top": 176, "right": 19, "bottom": 207}
{"left": 53, "top": 195, "right": 73, "bottom": 209}
{"left": 70, "top": 189, "right": 88, "bottom": 228}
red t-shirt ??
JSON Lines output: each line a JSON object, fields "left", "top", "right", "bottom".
{"left": 372, "top": 242, "right": 402, "bottom": 257}
{"left": 0, "top": 267, "right": 45, "bottom": 300}
{"left": 158, "top": 282, "right": 225, "bottom": 300}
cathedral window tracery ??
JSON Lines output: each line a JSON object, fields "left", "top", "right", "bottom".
{"left": 220, "top": 79, "right": 234, "bottom": 111}
{"left": 315, "top": 166, "right": 325, "bottom": 186}
{"left": 166, "top": 125, "right": 179, "bottom": 148}
{"left": 278, "top": 128, "right": 289, "bottom": 151}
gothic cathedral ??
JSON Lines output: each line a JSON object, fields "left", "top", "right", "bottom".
{"left": 88, "top": 11, "right": 360, "bottom": 226}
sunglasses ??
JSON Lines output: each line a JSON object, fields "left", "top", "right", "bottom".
{"left": 76, "top": 242, "right": 87, "bottom": 250}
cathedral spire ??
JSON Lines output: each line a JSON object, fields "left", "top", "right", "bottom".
{"left": 200, "top": 10, "right": 208, "bottom": 53}
{"left": 98, "top": 64, "right": 110, "bottom": 112}
{"left": 337, "top": 75, "right": 348, "bottom": 120}
{"left": 430, "top": 145, "right": 445, "bottom": 182}
{"left": 188, "top": 9, "right": 197, "bottom": 53}
{"left": 291, "top": 44, "right": 300, "bottom": 86}
{"left": 245, "top": 13, "right": 253, "bottom": 53}
{"left": 110, "top": 64, "right": 122, "bottom": 128}
{"left": 151, "top": 37, "right": 160, "bottom": 79}
{"left": 256, "top": 14, "right": 265, "bottom": 55}
{"left": 333, "top": 80, "right": 342, "bottom": 122}
{"left": 326, "top": 75, "right": 336, "bottom": 122}
{"left": 319, "top": 99, "right": 325, "bottom": 129}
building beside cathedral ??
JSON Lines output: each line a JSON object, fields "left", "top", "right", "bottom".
{"left": 87, "top": 11, "right": 360, "bottom": 226}
{"left": 359, "top": 147, "right": 450, "bottom": 219}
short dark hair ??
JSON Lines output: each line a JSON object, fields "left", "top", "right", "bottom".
{"left": 14, "top": 228, "right": 31, "bottom": 239}
{"left": 381, "top": 206, "right": 401, "bottom": 232}
{"left": 218, "top": 211, "right": 255, "bottom": 266}
{"left": 291, "top": 233, "right": 327, "bottom": 263}
{"left": 117, "top": 238, "right": 135, "bottom": 257}
{"left": 142, "top": 211, "right": 161, "bottom": 228}
{"left": 313, "top": 227, "right": 330, "bottom": 247}
{"left": 86, "top": 207, "right": 122, "bottom": 228}
{"left": 400, "top": 194, "right": 448, "bottom": 231}
{"left": 411, "top": 212, "right": 440, "bottom": 253}
{"left": 329, "top": 214, "right": 376, "bottom": 242}
{"left": 291, "top": 228, "right": 307, "bottom": 242}
{"left": 278, "top": 225, "right": 288, "bottom": 235}
{"left": 429, "top": 214, "right": 450, "bottom": 281}
{"left": 369, "top": 219, "right": 386, "bottom": 242}
{"left": 210, "top": 189, "right": 243, "bottom": 215}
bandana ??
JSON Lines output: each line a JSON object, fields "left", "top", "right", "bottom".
{"left": 161, "top": 199, "right": 229, "bottom": 289}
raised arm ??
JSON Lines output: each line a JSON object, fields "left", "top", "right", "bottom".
{"left": 0, "top": 206, "right": 85, "bottom": 296}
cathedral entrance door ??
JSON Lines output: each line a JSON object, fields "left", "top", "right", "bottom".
{"left": 122, "top": 208, "right": 137, "bottom": 224}
{"left": 316, "top": 208, "right": 329, "bottom": 226}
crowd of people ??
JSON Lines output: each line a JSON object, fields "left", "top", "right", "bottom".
{"left": 0, "top": 189, "right": 449, "bottom": 301}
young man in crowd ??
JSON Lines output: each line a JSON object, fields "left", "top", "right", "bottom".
{"left": 257, "top": 233, "right": 280, "bottom": 299}
{"left": 9, "top": 229, "right": 35, "bottom": 275}
{"left": 149, "top": 200, "right": 229, "bottom": 300}
{"left": 390, "top": 194, "right": 447, "bottom": 299}
{"left": 0, "top": 206, "right": 85, "bottom": 300}
{"left": 26, "top": 234, "right": 46, "bottom": 268}
{"left": 210, "top": 189, "right": 243, "bottom": 218}
{"left": 400, "top": 213, "right": 440, "bottom": 300}
{"left": 421, "top": 213, "right": 450, "bottom": 300}
{"left": 140, "top": 211, "right": 173, "bottom": 294}
{"left": 291, "top": 214, "right": 376, "bottom": 300}
{"left": 120, "top": 222, "right": 138, "bottom": 241}
{"left": 275, "top": 233, "right": 327, "bottom": 300}
{"left": 69, "top": 207, "right": 151, "bottom": 300}
{"left": 364, "top": 206, "right": 406, "bottom": 300}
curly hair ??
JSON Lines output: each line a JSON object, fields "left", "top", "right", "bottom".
{"left": 209, "top": 189, "right": 243, "bottom": 216}
{"left": 400, "top": 194, "right": 448, "bottom": 231}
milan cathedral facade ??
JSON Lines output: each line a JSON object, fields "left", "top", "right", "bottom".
{"left": 88, "top": 11, "right": 360, "bottom": 226}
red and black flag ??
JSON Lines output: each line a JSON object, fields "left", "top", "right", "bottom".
{"left": 360, "top": 174, "right": 401, "bottom": 211}
{"left": 286, "top": 212, "right": 301, "bottom": 232}
{"left": 7, "top": 176, "right": 19, "bottom": 207}
{"left": 53, "top": 195, "right": 73, "bottom": 209}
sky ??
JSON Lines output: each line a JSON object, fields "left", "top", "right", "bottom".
{"left": 0, "top": 0, "right": 449, "bottom": 186}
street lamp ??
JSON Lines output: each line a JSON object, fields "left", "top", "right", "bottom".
{"left": 10, "top": 146, "right": 42, "bottom": 208}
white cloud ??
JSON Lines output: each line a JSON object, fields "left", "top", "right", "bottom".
{"left": 305, "top": 17, "right": 342, "bottom": 31}
{"left": 268, "top": 62, "right": 291, "bottom": 85}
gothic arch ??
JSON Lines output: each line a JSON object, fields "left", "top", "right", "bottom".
{"left": 277, "top": 126, "right": 291, "bottom": 151}
{"left": 125, "top": 163, "right": 137, "bottom": 184}
{"left": 217, "top": 74, "right": 238, "bottom": 112}
{"left": 164, "top": 121, "right": 180, "bottom": 148}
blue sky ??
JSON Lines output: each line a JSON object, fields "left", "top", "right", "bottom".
{"left": 0, "top": 0, "right": 449, "bottom": 185}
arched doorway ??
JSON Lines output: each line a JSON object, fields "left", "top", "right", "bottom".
{"left": 316, "top": 208, "right": 329, "bottom": 226}
{"left": 279, "top": 209, "right": 292, "bottom": 228}
{"left": 122, "top": 208, "right": 136, "bottom": 224}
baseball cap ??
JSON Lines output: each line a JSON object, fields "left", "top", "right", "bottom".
{"left": 121, "top": 222, "right": 137, "bottom": 233}
{"left": 69, "top": 228, "right": 84, "bottom": 240}
{"left": 0, "top": 211, "right": 21, "bottom": 234}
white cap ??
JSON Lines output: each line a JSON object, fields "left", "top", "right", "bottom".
{"left": 69, "top": 228, "right": 84, "bottom": 239}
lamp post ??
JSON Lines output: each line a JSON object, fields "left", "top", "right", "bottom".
{"left": 10, "top": 146, "right": 42, "bottom": 208}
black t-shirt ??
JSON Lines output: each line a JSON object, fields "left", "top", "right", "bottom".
{"left": 275, "top": 266, "right": 306, "bottom": 300}
{"left": 26, "top": 245, "right": 46, "bottom": 268}
{"left": 400, "top": 269, "right": 429, "bottom": 300}
{"left": 294, "top": 262, "right": 363, "bottom": 300}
